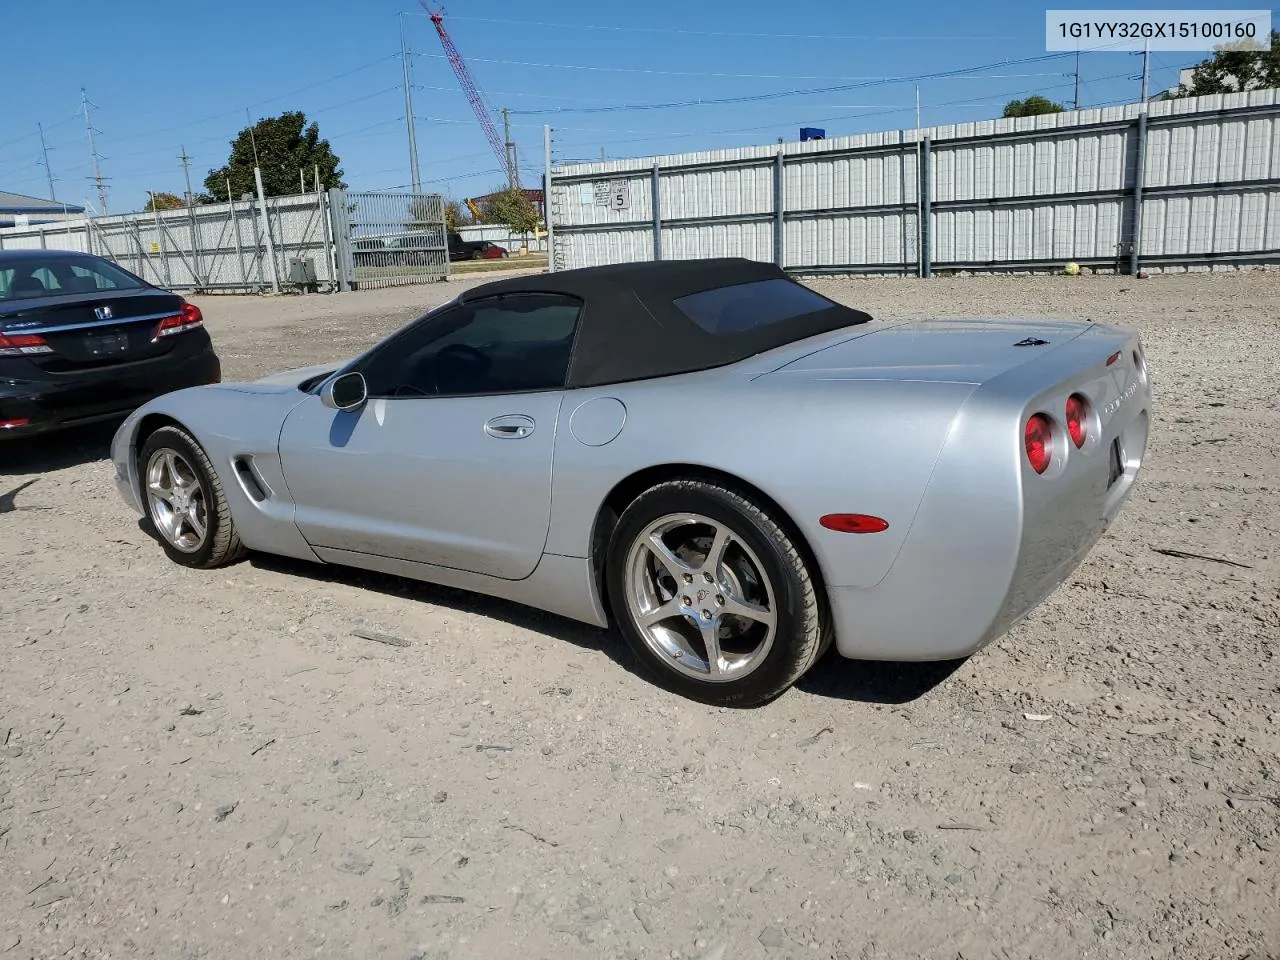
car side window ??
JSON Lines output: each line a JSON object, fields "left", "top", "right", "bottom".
{"left": 356, "top": 293, "right": 582, "bottom": 399}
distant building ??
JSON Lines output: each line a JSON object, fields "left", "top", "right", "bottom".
{"left": 0, "top": 191, "right": 86, "bottom": 229}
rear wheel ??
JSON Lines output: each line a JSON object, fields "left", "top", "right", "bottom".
{"left": 606, "top": 479, "right": 828, "bottom": 706}
{"left": 138, "top": 425, "right": 245, "bottom": 569}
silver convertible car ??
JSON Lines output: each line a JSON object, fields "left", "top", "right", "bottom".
{"left": 111, "top": 258, "right": 1150, "bottom": 706}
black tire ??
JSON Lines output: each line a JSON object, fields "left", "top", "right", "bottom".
{"left": 605, "top": 479, "right": 829, "bottom": 707}
{"left": 137, "top": 425, "right": 246, "bottom": 569}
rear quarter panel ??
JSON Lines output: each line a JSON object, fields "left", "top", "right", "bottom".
{"left": 545, "top": 371, "right": 979, "bottom": 589}
{"left": 824, "top": 322, "right": 1150, "bottom": 659}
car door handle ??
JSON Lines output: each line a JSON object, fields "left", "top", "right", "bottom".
{"left": 484, "top": 414, "right": 535, "bottom": 439}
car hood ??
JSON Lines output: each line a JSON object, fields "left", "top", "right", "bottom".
{"left": 763, "top": 317, "right": 1095, "bottom": 384}
{"left": 196, "top": 362, "right": 342, "bottom": 396}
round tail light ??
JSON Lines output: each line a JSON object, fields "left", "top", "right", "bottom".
{"left": 1065, "top": 394, "right": 1088, "bottom": 448}
{"left": 1024, "top": 414, "right": 1053, "bottom": 474}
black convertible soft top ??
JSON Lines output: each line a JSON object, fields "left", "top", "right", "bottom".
{"left": 458, "top": 257, "right": 872, "bottom": 388}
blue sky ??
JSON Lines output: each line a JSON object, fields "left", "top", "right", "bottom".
{"left": 0, "top": 0, "right": 1228, "bottom": 213}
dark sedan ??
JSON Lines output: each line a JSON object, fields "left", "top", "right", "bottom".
{"left": 0, "top": 250, "right": 220, "bottom": 439}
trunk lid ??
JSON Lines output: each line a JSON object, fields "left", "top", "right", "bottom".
{"left": 0, "top": 288, "right": 187, "bottom": 372}
{"left": 763, "top": 317, "right": 1096, "bottom": 384}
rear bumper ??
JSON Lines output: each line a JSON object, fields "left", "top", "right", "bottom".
{"left": 828, "top": 329, "right": 1151, "bottom": 662}
{"left": 0, "top": 338, "right": 219, "bottom": 439}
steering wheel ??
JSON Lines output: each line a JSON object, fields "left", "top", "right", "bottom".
{"left": 431, "top": 342, "right": 491, "bottom": 392}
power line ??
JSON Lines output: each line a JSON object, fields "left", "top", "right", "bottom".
{"left": 552, "top": 71, "right": 1140, "bottom": 153}
{"left": 416, "top": 51, "right": 1070, "bottom": 84}
{"left": 75, "top": 53, "right": 401, "bottom": 151}
{"left": 508, "top": 52, "right": 1083, "bottom": 116}
{"left": 406, "top": 12, "right": 1019, "bottom": 42}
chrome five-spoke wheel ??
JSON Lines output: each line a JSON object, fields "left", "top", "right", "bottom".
{"left": 138, "top": 425, "right": 245, "bottom": 569}
{"left": 624, "top": 512, "right": 778, "bottom": 683}
{"left": 608, "top": 480, "right": 827, "bottom": 704}
{"left": 145, "top": 448, "right": 208, "bottom": 553}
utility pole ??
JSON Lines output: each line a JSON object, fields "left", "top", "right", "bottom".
{"left": 400, "top": 14, "right": 422, "bottom": 194}
{"left": 1140, "top": 42, "right": 1150, "bottom": 102}
{"left": 178, "top": 145, "right": 205, "bottom": 288}
{"left": 81, "top": 88, "right": 108, "bottom": 215}
{"left": 543, "top": 124, "right": 555, "bottom": 273}
{"left": 1073, "top": 49, "right": 1081, "bottom": 110}
{"left": 502, "top": 108, "right": 516, "bottom": 190}
{"left": 37, "top": 123, "right": 57, "bottom": 202}
{"left": 245, "top": 107, "right": 262, "bottom": 168}
{"left": 178, "top": 146, "right": 196, "bottom": 205}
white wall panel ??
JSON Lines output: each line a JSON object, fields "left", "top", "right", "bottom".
{"left": 552, "top": 90, "right": 1280, "bottom": 271}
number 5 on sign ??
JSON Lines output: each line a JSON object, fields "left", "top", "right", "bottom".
{"left": 609, "top": 181, "right": 630, "bottom": 211}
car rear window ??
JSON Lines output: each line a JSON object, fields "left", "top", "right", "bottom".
{"left": 672, "top": 277, "right": 840, "bottom": 335}
{"left": 0, "top": 255, "right": 146, "bottom": 301}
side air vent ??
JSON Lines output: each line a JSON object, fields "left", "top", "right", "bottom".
{"left": 232, "top": 456, "right": 270, "bottom": 502}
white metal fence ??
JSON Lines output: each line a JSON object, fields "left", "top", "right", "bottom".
{"left": 548, "top": 89, "right": 1280, "bottom": 275}
{"left": 0, "top": 188, "right": 451, "bottom": 293}
{"left": 457, "top": 224, "right": 548, "bottom": 254}
{"left": 0, "top": 193, "right": 339, "bottom": 292}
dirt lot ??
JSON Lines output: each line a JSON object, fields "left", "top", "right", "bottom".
{"left": 2, "top": 269, "right": 1277, "bottom": 960}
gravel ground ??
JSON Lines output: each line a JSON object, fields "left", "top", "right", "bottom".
{"left": 1, "top": 269, "right": 1277, "bottom": 960}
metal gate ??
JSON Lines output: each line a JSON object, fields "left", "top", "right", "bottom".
{"left": 332, "top": 191, "right": 450, "bottom": 290}
{"left": 83, "top": 192, "right": 336, "bottom": 293}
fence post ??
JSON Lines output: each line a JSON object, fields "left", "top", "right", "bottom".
{"left": 254, "top": 167, "right": 281, "bottom": 293}
{"left": 439, "top": 194, "right": 452, "bottom": 281}
{"left": 188, "top": 201, "right": 205, "bottom": 290}
{"left": 919, "top": 136, "right": 932, "bottom": 278}
{"left": 1128, "top": 110, "right": 1148, "bottom": 277}
{"left": 228, "top": 198, "right": 249, "bottom": 290}
{"left": 316, "top": 191, "right": 336, "bottom": 291}
{"left": 651, "top": 162, "right": 662, "bottom": 261}
{"left": 774, "top": 147, "right": 785, "bottom": 268}
{"left": 151, "top": 206, "right": 173, "bottom": 287}
{"left": 327, "top": 188, "right": 355, "bottom": 292}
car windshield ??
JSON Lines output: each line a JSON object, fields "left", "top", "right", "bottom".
{"left": 672, "top": 277, "right": 844, "bottom": 335}
{"left": 0, "top": 255, "right": 146, "bottom": 301}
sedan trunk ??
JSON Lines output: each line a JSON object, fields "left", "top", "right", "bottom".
{"left": 0, "top": 288, "right": 188, "bottom": 373}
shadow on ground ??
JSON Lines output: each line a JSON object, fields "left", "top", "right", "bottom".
{"left": 0, "top": 420, "right": 120, "bottom": 476}
{"left": 247, "top": 552, "right": 962, "bottom": 706}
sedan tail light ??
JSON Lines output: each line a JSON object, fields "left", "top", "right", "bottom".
{"left": 155, "top": 302, "right": 204, "bottom": 338}
{"left": 1024, "top": 413, "right": 1054, "bottom": 474}
{"left": 0, "top": 332, "right": 54, "bottom": 356}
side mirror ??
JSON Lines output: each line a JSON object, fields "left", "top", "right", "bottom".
{"left": 320, "top": 371, "right": 368, "bottom": 411}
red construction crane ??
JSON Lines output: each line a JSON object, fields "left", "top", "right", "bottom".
{"left": 419, "top": 3, "right": 521, "bottom": 189}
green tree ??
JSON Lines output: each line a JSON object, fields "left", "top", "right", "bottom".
{"left": 203, "top": 111, "right": 345, "bottom": 202}
{"left": 483, "top": 187, "right": 541, "bottom": 236}
{"left": 1168, "top": 30, "right": 1280, "bottom": 97}
{"left": 1002, "top": 96, "right": 1066, "bottom": 118}
{"left": 143, "top": 191, "right": 185, "bottom": 212}
{"left": 442, "top": 198, "right": 469, "bottom": 233}
{"left": 406, "top": 195, "right": 467, "bottom": 231}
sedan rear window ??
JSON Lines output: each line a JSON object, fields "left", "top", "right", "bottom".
{"left": 673, "top": 277, "right": 842, "bottom": 335}
{"left": 0, "top": 255, "right": 146, "bottom": 301}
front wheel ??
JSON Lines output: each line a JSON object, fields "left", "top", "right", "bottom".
{"left": 605, "top": 480, "right": 829, "bottom": 707}
{"left": 138, "top": 425, "right": 245, "bottom": 569}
